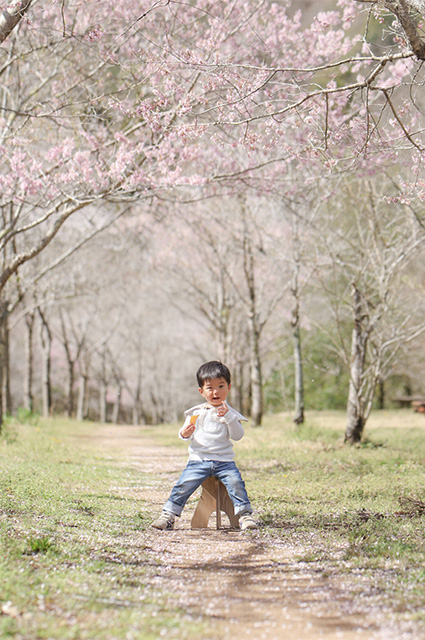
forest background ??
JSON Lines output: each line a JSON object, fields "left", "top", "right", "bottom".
{"left": 1, "top": 0, "right": 425, "bottom": 444}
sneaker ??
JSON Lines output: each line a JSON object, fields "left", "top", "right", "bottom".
{"left": 239, "top": 512, "right": 258, "bottom": 531}
{"left": 151, "top": 511, "right": 175, "bottom": 530}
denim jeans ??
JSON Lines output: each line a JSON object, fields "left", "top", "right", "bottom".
{"left": 163, "top": 460, "right": 252, "bottom": 517}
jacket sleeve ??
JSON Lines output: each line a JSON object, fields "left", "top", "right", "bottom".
{"left": 223, "top": 408, "right": 245, "bottom": 441}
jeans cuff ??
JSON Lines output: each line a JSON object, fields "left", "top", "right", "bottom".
{"left": 164, "top": 500, "right": 183, "bottom": 516}
{"left": 234, "top": 503, "right": 252, "bottom": 516}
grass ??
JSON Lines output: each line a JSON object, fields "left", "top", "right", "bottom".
{"left": 145, "top": 408, "right": 425, "bottom": 628}
{"left": 0, "top": 417, "right": 206, "bottom": 640}
{"left": 1, "top": 410, "right": 425, "bottom": 637}
{"left": 241, "top": 411, "right": 425, "bottom": 625}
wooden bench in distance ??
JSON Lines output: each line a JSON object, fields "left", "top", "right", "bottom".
{"left": 191, "top": 477, "right": 239, "bottom": 529}
{"left": 412, "top": 401, "right": 425, "bottom": 413}
{"left": 394, "top": 395, "right": 425, "bottom": 412}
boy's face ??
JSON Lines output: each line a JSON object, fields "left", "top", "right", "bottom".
{"left": 199, "top": 377, "right": 231, "bottom": 407}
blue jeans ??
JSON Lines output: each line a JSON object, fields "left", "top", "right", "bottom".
{"left": 163, "top": 460, "right": 252, "bottom": 517}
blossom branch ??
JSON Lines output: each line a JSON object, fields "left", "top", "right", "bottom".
{"left": 379, "top": 86, "right": 425, "bottom": 151}
{"left": 198, "top": 56, "right": 390, "bottom": 127}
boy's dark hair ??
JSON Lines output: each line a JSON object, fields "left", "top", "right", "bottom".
{"left": 197, "top": 361, "right": 231, "bottom": 387}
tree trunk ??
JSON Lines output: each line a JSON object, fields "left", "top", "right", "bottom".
{"left": 345, "top": 412, "right": 366, "bottom": 444}
{"left": 291, "top": 211, "right": 305, "bottom": 424}
{"left": 67, "top": 360, "right": 75, "bottom": 418}
{"left": 378, "top": 378, "right": 385, "bottom": 410}
{"left": 60, "top": 312, "right": 76, "bottom": 418}
{"left": 131, "top": 365, "right": 143, "bottom": 425}
{"left": 99, "top": 380, "right": 107, "bottom": 423}
{"left": 242, "top": 219, "right": 263, "bottom": 427}
{"left": 132, "top": 404, "right": 140, "bottom": 425}
{"left": 0, "top": 300, "right": 10, "bottom": 430}
{"left": 99, "top": 378, "right": 108, "bottom": 423}
{"left": 293, "top": 324, "right": 304, "bottom": 424}
{"left": 345, "top": 285, "right": 368, "bottom": 444}
{"left": 38, "top": 310, "right": 52, "bottom": 418}
{"left": 1, "top": 305, "right": 12, "bottom": 416}
{"left": 248, "top": 315, "right": 263, "bottom": 427}
{"left": 233, "top": 359, "right": 245, "bottom": 415}
{"left": 77, "top": 373, "right": 88, "bottom": 421}
{"left": 24, "top": 312, "right": 35, "bottom": 412}
{"left": 132, "top": 391, "right": 146, "bottom": 425}
{"left": 111, "top": 385, "right": 121, "bottom": 424}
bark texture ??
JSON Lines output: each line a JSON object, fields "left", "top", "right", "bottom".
{"left": 356, "top": 0, "right": 425, "bottom": 59}
{"left": 24, "top": 313, "right": 35, "bottom": 412}
{"left": 345, "top": 284, "right": 369, "bottom": 444}
{"left": 39, "top": 310, "right": 52, "bottom": 418}
{"left": 0, "top": 0, "right": 33, "bottom": 44}
{"left": 291, "top": 212, "right": 305, "bottom": 425}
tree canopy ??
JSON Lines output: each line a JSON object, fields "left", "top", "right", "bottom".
{"left": 1, "top": 0, "right": 425, "bottom": 437}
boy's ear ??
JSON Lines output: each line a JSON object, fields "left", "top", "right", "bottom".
{"left": 198, "top": 387, "right": 204, "bottom": 395}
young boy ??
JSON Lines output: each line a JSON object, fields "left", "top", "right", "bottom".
{"left": 152, "top": 361, "right": 257, "bottom": 531}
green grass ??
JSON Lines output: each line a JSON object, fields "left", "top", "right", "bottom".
{"left": 147, "top": 409, "right": 425, "bottom": 627}
{"left": 0, "top": 418, "right": 206, "bottom": 640}
{"left": 244, "top": 411, "right": 425, "bottom": 623}
{"left": 1, "top": 410, "right": 425, "bottom": 637}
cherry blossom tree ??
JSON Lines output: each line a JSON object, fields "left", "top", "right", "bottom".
{"left": 2, "top": 0, "right": 424, "bottom": 289}
{"left": 2, "top": 0, "right": 425, "bottom": 431}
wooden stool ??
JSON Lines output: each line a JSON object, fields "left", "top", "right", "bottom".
{"left": 191, "top": 477, "right": 239, "bottom": 529}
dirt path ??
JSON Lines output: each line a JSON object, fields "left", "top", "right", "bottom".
{"left": 80, "top": 424, "right": 417, "bottom": 640}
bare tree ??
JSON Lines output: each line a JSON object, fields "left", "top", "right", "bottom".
{"left": 59, "top": 309, "right": 89, "bottom": 418}
{"left": 316, "top": 178, "right": 425, "bottom": 443}
{"left": 76, "top": 351, "right": 91, "bottom": 422}
{"left": 38, "top": 307, "right": 52, "bottom": 418}
{"left": 239, "top": 209, "right": 264, "bottom": 427}
{"left": 23, "top": 310, "right": 36, "bottom": 412}
{"left": 290, "top": 209, "right": 305, "bottom": 425}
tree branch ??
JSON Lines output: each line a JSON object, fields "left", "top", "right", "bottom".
{"left": 380, "top": 86, "right": 425, "bottom": 151}
{"left": 356, "top": 0, "right": 425, "bottom": 60}
{"left": 0, "top": 0, "right": 33, "bottom": 44}
{"left": 0, "top": 200, "right": 88, "bottom": 291}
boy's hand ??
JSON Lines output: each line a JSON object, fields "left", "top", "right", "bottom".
{"left": 217, "top": 402, "right": 228, "bottom": 417}
{"left": 181, "top": 415, "right": 197, "bottom": 438}
{"left": 181, "top": 423, "right": 196, "bottom": 438}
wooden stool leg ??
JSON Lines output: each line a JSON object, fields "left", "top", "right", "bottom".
{"left": 191, "top": 477, "right": 239, "bottom": 529}
{"left": 191, "top": 477, "right": 217, "bottom": 528}
{"left": 219, "top": 483, "right": 240, "bottom": 529}
{"left": 216, "top": 481, "right": 222, "bottom": 529}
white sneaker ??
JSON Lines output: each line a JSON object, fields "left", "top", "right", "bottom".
{"left": 152, "top": 511, "right": 175, "bottom": 530}
{"left": 239, "top": 513, "right": 258, "bottom": 530}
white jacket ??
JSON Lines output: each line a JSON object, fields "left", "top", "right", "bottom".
{"left": 179, "top": 402, "right": 248, "bottom": 461}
